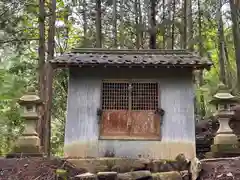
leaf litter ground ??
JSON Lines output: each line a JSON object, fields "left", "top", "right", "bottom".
{"left": 0, "top": 157, "right": 86, "bottom": 180}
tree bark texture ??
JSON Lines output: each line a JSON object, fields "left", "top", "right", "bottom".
{"left": 149, "top": 0, "right": 157, "bottom": 49}
{"left": 38, "top": 0, "right": 46, "bottom": 149}
{"left": 96, "top": 0, "right": 102, "bottom": 48}
{"left": 230, "top": 0, "right": 240, "bottom": 90}
{"left": 217, "top": 0, "right": 227, "bottom": 84}
{"left": 197, "top": 0, "right": 206, "bottom": 117}
{"left": 44, "top": 0, "right": 56, "bottom": 157}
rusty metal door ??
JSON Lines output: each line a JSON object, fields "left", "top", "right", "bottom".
{"left": 129, "top": 111, "right": 160, "bottom": 139}
{"left": 100, "top": 81, "right": 161, "bottom": 140}
{"left": 129, "top": 82, "right": 160, "bottom": 139}
{"left": 101, "top": 110, "right": 130, "bottom": 137}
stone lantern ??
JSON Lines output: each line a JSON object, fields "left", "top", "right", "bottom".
{"left": 7, "top": 88, "right": 43, "bottom": 157}
{"left": 209, "top": 83, "right": 240, "bottom": 157}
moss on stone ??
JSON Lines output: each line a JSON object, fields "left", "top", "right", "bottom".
{"left": 56, "top": 169, "right": 67, "bottom": 180}
{"left": 67, "top": 158, "right": 186, "bottom": 174}
{"left": 204, "top": 152, "right": 214, "bottom": 159}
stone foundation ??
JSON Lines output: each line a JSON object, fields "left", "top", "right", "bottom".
{"left": 64, "top": 141, "right": 196, "bottom": 160}
{"left": 66, "top": 156, "right": 190, "bottom": 174}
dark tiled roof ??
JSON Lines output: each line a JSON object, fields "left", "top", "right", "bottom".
{"left": 50, "top": 48, "right": 212, "bottom": 69}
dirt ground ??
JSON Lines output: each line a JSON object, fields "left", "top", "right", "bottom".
{"left": 0, "top": 157, "right": 87, "bottom": 180}
{"left": 199, "top": 157, "right": 240, "bottom": 180}
{"left": 1, "top": 156, "right": 240, "bottom": 180}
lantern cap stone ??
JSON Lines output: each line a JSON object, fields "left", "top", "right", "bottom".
{"left": 18, "top": 88, "right": 42, "bottom": 105}
{"left": 210, "top": 83, "right": 238, "bottom": 104}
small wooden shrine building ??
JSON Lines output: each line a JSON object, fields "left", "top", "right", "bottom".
{"left": 50, "top": 48, "right": 212, "bottom": 160}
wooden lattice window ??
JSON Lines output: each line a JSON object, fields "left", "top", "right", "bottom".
{"left": 102, "top": 81, "right": 158, "bottom": 111}
{"left": 102, "top": 82, "right": 129, "bottom": 110}
{"left": 100, "top": 80, "right": 161, "bottom": 140}
{"left": 131, "top": 83, "right": 158, "bottom": 110}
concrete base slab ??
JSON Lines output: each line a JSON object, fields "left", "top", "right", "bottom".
{"left": 64, "top": 141, "right": 196, "bottom": 160}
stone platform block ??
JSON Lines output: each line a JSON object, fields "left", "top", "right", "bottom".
{"left": 66, "top": 157, "right": 188, "bottom": 174}
{"left": 74, "top": 172, "right": 97, "bottom": 180}
{"left": 152, "top": 171, "right": 182, "bottom": 180}
{"left": 97, "top": 171, "right": 117, "bottom": 180}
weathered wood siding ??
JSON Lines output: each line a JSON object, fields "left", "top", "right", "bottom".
{"left": 64, "top": 67, "right": 196, "bottom": 159}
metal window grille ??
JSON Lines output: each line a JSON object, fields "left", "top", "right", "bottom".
{"left": 131, "top": 82, "right": 158, "bottom": 110}
{"left": 102, "top": 81, "right": 158, "bottom": 111}
{"left": 102, "top": 82, "right": 129, "bottom": 110}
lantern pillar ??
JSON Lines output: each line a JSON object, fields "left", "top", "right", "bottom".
{"left": 214, "top": 109, "right": 238, "bottom": 145}
{"left": 7, "top": 88, "right": 43, "bottom": 158}
{"left": 207, "top": 83, "right": 240, "bottom": 158}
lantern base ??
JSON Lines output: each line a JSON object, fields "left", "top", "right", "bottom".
{"left": 7, "top": 145, "right": 44, "bottom": 158}
{"left": 207, "top": 143, "right": 240, "bottom": 158}
{"left": 214, "top": 133, "right": 238, "bottom": 144}
{"left": 16, "top": 135, "right": 40, "bottom": 147}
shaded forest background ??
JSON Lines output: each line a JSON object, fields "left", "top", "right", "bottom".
{"left": 0, "top": 0, "right": 240, "bottom": 156}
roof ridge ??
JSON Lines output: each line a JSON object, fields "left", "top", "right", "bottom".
{"left": 71, "top": 48, "right": 193, "bottom": 55}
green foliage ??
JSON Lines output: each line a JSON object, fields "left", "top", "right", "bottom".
{"left": 56, "top": 169, "right": 68, "bottom": 180}
{"left": 0, "top": 61, "right": 26, "bottom": 154}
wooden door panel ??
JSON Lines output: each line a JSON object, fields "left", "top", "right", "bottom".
{"left": 100, "top": 110, "right": 161, "bottom": 139}
{"left": 130, "top": 111, "right": 161, "bottom": 139}
{"left": 100, "top": 110, "right": 130, "bottom": 137}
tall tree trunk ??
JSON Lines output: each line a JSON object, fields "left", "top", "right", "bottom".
{"left": 113, "top": 0, "right": 118, "bottom": 47}
{"left": 186, "top": 0, "right": 194, "bottom": 113}
{"left": 217, "top": 0, "right": 227, "bottom": 84}
{"left": 198, "top": 0, "right": 206, "bottom": 117}
{"left": 233, "top": 0, "right": 240, "bottom": 8}
{"left": 44, "top": 0, "right": 56, "bottom": 156}
{"left": 119, "top": 0, "right": 124, "bottom": 47}
{"left": 63, "top": 5, "right": 70, "bottom": 52}
{"left": 230, "top": 0, "right": 240, "bottom": 90}
{"left": 183, "top": 0, "right": 187, "bottom": 49}
{"left": 162, "top": 0, "right": 166, "bottom": 49}
{"left": 82, "top": 0, "right": 87, "bottom": 45}
{"left": 96, "top": 0, "right": 102, "bottom": 48}
{"left": 59, "top": 5, "right": 70, "bottom": 144}
{"left": 38, "top": 0, "right": 46, "bottom": 149}
{"left": 143, "top": 0, "right": 148, "bottom": 48}
{"left": 135, "top": 0, "right": 140, "bottom": 49}
{"left": 138, "top": 0, "right": 143, "bottom": 48}
{"left": 149, "top": 0, "right": 156, "bottom": 49}
{"left": 183, "top": 0, "right": 192, "bottom": 49}
{"left": 166, "top": 2, "right": 172, "bottom": 49}
{"left": 224, "top": 41, "right": 232, "bottom": 88}
{"left": 188, "top": 0, "right": 193, "bottom": 51}
{"left": 171, "top": 0, "right": 176, "bottom": 49}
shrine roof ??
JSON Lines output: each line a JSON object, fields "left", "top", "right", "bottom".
{"left": 50, "top": 48, "right": 212, "bottom": 69}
